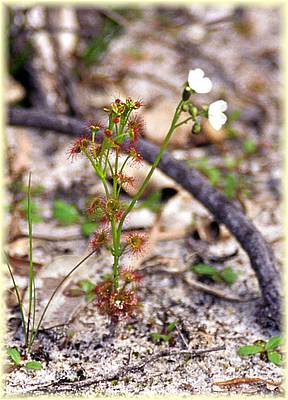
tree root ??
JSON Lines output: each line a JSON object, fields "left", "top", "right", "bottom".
{"left": 8, "top": 107, "right": 282, "bottom": 330}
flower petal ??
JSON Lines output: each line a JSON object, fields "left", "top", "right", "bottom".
{"left": 197, "top": 77, "right": 212, "bottom": 94}
{"left": 188, "top": 69, "right": 212, "bottom": 93}
{"left": 208, "top": 100, "right": 228, "bottom": 131}
{"left": 209, "top": 100, "right": 227, "bottom": 114}
{"left": 208, "top": 116, "right": 224, "bottom": 131}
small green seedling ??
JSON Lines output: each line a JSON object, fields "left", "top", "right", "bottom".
{"left": 7, "top": 347, "right": 42, "bottom": 370}
{"left": 65, "top": 279, "right": 96, "bottom": 301}
{"left": 150, "top": 321, "right": 177, "bottom": 344}
{"left": 237, "top": 336, "right": 283, "bottom": 366}
{"left": 192, "top": 263, "right": 238, "bottom": 285}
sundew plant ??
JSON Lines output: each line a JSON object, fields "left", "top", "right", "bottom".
{"left": 68, "top": 68, "right": 228, "bottom": 322}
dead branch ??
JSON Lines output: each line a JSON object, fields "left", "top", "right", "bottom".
{"left": 7, "top": 107, "right": 282, "bottom": 331}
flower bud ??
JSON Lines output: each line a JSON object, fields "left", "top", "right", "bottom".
{"left": 189, "top": 105, "right": 198, "bottom": 119}
{"left": 202, "top": 104, "right": 209, "bottom": 114}
{"left": 182, "top": 103, "right": 189, "bottom": 112}
{"left": 192, "top": 121, "right": 201, "bottom": 134}
{"left": 182, "top": 86, "right": 192, "bottom": 101}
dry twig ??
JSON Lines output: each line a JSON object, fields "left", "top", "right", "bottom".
{"left": 213, "top": 377, "right": 282, "bottom": 387}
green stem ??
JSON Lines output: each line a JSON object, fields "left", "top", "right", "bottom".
{"left": 119, "top": 155, "right": 131, "bottom": 175}
{"left": 30, "top": 250, "right": 97, "bottom": 349}
{"left": 26, "top": 173, "right": 34, "bottom": 347}
{"left": 175, "top": 116, "right": 193, "bottom": 128}
{"left": 6, "top": 263, "right": 28, "bottom": 347}
{"left": 111, "top": 219, "right": 119, "bottom": 289}
{"left": 113, "top": 152, "right": 119, "bottom": 198}
{"left": 117, "top": 100, "right": 184, "bottom": 236}
{"left": 83, "top": 149, "right": 109, "bottom": 198}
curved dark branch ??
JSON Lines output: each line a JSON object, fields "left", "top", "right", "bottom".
{"left": 7, "top": 107, "right": 282, "bottom": 330}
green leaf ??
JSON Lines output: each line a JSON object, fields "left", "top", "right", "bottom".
{"left": 192, "top": 263, "right": 217, "bottom": 276}
{"left": 243, "top": 138, "right": 257, "bottom": 154}
{"left": 219, "top": 267, "right": 238, "bottom": 284}
{"left": 267, "top": 351, "right": 282, "bottom": 366}
{"left": 85, "top": 292, "right": 96, "bottom": 302}
{"left": 207, "top": 168, "right": 221, "bottom": 185}
{"left": 265, "top": 336, "right": 282, "bottom": 351}
{"left": 160, "top": 335, "right": 171, "bottom": 342}
{"left": 53, "top": 199, "right": 79, "bottom": 225}
{"left": 7, "top": 347, "right": 21, "bottom": 365}
{"left": 223, "top": 174, "right": 237, "bottom": 198}
{"left": 167, "top": 321, "right": 177, "bottom": 333}
{"left": 81, "top": 221, "right": 98, "bottom": 237}
{"left": 237, "top": 344, "right": 265, "bottom": 356}
{"left": 150, "top": 332, "right": 162, "bottom": 342}
{"left": 24, "top": 360, "right": 42, "bottom": 370}
{"left": 78, "top": 279, "right": 95, "bottom": 293}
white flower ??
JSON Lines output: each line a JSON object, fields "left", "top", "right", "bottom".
{"left": 208, "top": 100, "right": 228, "bottom": 131}
{"left": 188, "top": 68, "right": 212, "bottom": 94}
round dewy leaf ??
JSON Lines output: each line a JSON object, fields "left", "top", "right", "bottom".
{"left": 237, "top": 344, "right": 265, "bottom": 356}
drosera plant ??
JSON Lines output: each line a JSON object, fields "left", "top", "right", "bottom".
{"left": 68, "top": 68, "right": 228, "bottom": 322}
{"left": 6, "top": 69, "right": 228, "bottom": 356}
{"left": 237, "top": 336, "right": 283, "bottom": 366}
{"left": 150, "top": 320, "right": 178, "bottom": 346}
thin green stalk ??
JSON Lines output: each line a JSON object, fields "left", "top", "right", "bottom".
{"left": 111, "top": 218, "right": 119, "bottom": 288}
{"left": 175, "top": 116, "right": 193, "bottom": 128}
{"left": 104, "top": 148, "right": 110, "bottom": 177}
{"left": 119, "top": 155, "right": 131, "bottom": 175}
{"left": 119, "top": 110, "right": 132, "bottom": 134}
{"left": 30, "top": 250, "right": 97, "bottom": 348}
{"left": 26, "top": 173, "right": 34, "bottom": 348}
{"left": 117, "top": 100, "right": 184, "bottom": 236}
{"left": 107, "top": 157, "right": 114, "bottom": 177}
{"left": 84, "top": 149, "right": 110, "bottom": 198}
{"left": 113, "top": 152, "right": 119, "bottom": 198}
{"left": 6, "top": 263, "right": 28, "bottom": 347}
{"left": 30, "top": 277, "right": 37, "bottom": 348}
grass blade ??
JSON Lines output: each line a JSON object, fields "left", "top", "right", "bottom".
{"left": 6, "top": 262, "right": 28, "bottom": 346}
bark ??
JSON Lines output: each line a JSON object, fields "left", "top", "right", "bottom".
{"left": 7, "top": 107, "right": 282, "bottom": 330}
